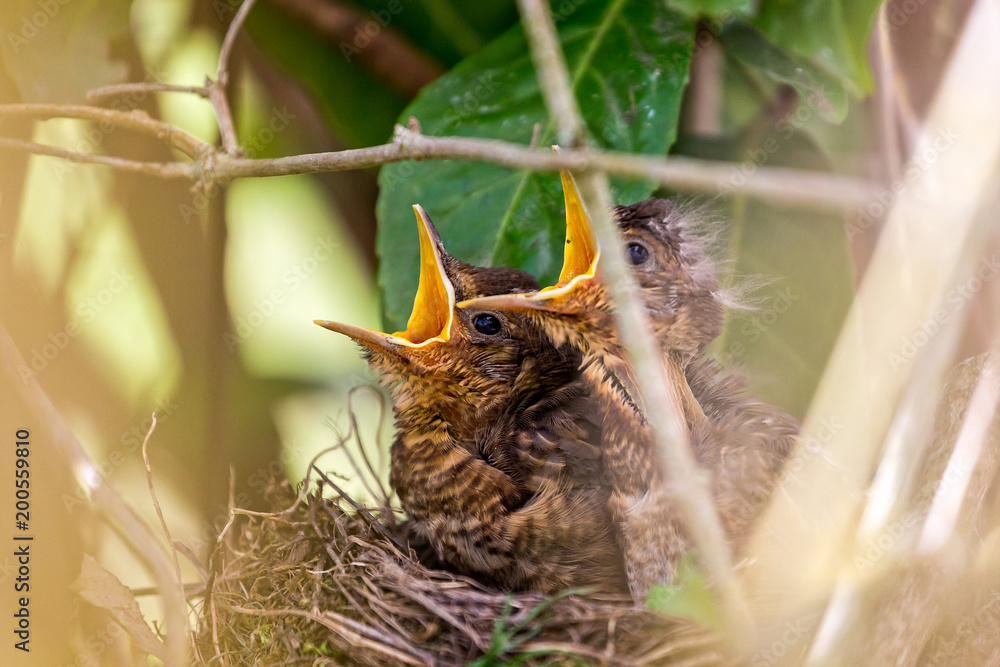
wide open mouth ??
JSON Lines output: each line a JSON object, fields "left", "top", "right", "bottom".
{"left": 315, "top": 204, "right": 455, "bottom": 350}
{"left": 547, "top": 167, "right": 600, "bottom": 291}
{"left": 457, "top": 168, "right": 599, "bottom": 315}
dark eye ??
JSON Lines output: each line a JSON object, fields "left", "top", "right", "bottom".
{"left": 473, "top": 313, "right": 502, "bottom": 336}
{"left": 626, "top": 242, "right": 649, "bottom": 265}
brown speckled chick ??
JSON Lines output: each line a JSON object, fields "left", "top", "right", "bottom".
{"left": 316, "top": 205, "right": 626, "bottom": 594}
{"left": 463, "top": 173, "right": 798, "bottom": 598}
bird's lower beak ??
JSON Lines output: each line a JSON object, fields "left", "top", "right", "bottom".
{"left": 549, "top": 166, "right": 600, "bottom": 290}
{"left": 315, "top": 205, "right": 455, "bottom": 352}
{"left": 457, "top": 167, "right": 599, "bottom": 316}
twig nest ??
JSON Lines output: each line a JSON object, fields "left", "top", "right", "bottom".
{"left": 198, "top": 480, "right": 724, "bottom": 666}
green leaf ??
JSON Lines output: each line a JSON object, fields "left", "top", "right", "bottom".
{"left": 718, "top": 22, "right": 849, "bottom": 123}
{"left": 377, "top": 0, "right": 694, "bottom": 330}
{"left": 645, "top": 556, "right": 722, "bottom": 630}
{"left": 667, "top": 0, "right": 754, "bottom": 19}
{"left": 754, "top": 0, "right": 882, "bottom": 92}
{"left": 0, "top": 0, "right": 130, "bottom": 103}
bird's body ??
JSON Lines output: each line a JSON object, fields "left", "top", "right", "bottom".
{"left": 463, "top": 175, "right": 797, "bottom": 597}
{"left": 318, "top": 206, "right": 626, "bottom": 594}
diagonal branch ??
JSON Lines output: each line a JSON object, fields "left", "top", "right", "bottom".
{"left": 0, "top": 136, "right": 194, "bottom": 178}
{"left": 515, "top": 0, "right": 750, "bottom": 645}
{"left": 0, "top": 103, "right": 209, "bottom": 158}
{"left": 211, "top": 0, "right": 259, "bottom": 155}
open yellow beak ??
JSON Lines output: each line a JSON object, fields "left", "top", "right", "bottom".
{"left": 315, "top": 205, "right": 454, "bottom": 351}
{"left": 458, "top": 166, "right": 599, "bottom": 315}
{"left": 550, "top": 166, "right": 600, "bottom": 289}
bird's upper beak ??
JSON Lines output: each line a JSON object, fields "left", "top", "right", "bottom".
{"left": 458, "top": 168, "right": 600, "bottom": 315}
{"left": 315, "top": 204, "right": 455, "bottom": 352}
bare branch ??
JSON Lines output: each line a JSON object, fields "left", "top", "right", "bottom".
{"left": 141, "top": 415, "right": 197, "bottom": 657}
{"left": 0, "top": 136, "right": 194, "bottom": 178}
{"left": 0, "top": 105, "right": 871, "bottom": 210}
{"left": 0, "top": 103, "right": 209, "bottom": 158}
{"left": 516, "top": 0, "right": 749, "bottom": 643}
{"left": 218, "top": 0, "right": 257, "bottom": 87}
{"left": 212, "top": 0, "right": 259, "bottom": 155}
{"left": 87, "top": 82, "right": 210, "bottom": 103}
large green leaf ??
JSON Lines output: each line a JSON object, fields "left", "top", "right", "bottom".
{"left": 754, "top": 0, "right": 882, "bottom": 93}
{"left": 717, "top": 22, "right": 849, "bottom": 123}
{"left": 667, "top": 0, "right": 754, "bottom": 18}
{"left": 377, "top": 0, "right": 694, "bottom": 329}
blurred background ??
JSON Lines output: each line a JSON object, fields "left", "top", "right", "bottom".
{"left": 0, "top": 0, "right": 995, "bottom": 664}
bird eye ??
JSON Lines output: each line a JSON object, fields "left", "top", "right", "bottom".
{"left": 473, "top": 313, "right": 502, "bottom": 336}
{"left": 626, "top": 242, "right": 650, "bottom": 265}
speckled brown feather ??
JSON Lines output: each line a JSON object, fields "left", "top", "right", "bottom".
{"left": 465, "top": 196, "right": 798, "bottom": 598}
{"left": 355, "top": 238, "right": 626, "bottom": 594}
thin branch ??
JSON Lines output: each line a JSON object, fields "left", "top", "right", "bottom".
{"left": 0, "top": 136, "right": 194, "bottom": 178}
{"left": 517, "top": 0, "right": 750, "bottom": 642}
{"left": 0, "top": 102, "right": 871, "bottom": 209}
{"left": 141, "top": 414, "right": 197, "bottom": 658}
{"left": 516, "top": 0, "right": 585, "bottom": 147}
{"left": 0, "top": 321, "right": 189, "bottom": 667}
{"left": 211, "top": 0, "right": 258, "bottom": 155}
{"left": 208, "top": 125, "right": 870, "bottom": 209}
{"left": 218, "top": 0, "right": 257, "bottom": 86}
{"left": 0, "top": 103, "right": 209, "bottom": 158}
{"left": 87, "top": 82, "right": 210, "bottom": 103}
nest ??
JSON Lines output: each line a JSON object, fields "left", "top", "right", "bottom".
{"left": 196, "top": 473, "right": 726, "bottom": 666}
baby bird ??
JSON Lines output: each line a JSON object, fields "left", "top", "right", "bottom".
{"left": 463, "top": 173, "right": 797, "bottom": 597}
{"left": 316, "top": 205, "right": 626, "bottom": 594}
